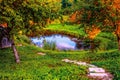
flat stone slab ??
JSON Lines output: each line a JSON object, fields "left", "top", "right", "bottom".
{"left": 62, "top": 59, "right": 70, "bottom": 62}
{"left": 37, "top": 52, "right": 46, "bottom": 55}
{"left": 89, "top": 68, "right": 105, "bottom": 73}
{"left": 88, "top": 64, "right": 98, "bottom": 68}
{"left": 62, "top": 58, "right": 113, "bottom": 80}
{"left": 88, "top": 73, "right": 113, "bottom": 80}
{"left": 88, "top": 73, "right": 108, "bottom": 77}
{"left": 75, "top": 62, "right": 87, "bottom": 66}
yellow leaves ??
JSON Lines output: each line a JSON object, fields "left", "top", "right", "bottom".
{"left": 29, "top": 20, "right": 38, "bottom": 26}
{"left": 87, "top": 25, "right": 101, "bottom": 39}
{"left": 0, "top": 0, "right": 2, "bottom": 3}
{"left": 29, "top": 20, "right": 36, "bottom": 26}
{"left": 18, "top": 31, "right": 22, "bottom": 35}
{"left": 51, "top": 19, "right": 61, "bottom": 24}
{"left": 29, "top": 20, "right": 34, "bottom": 25}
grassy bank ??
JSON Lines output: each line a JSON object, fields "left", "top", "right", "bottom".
{"left": 42, "top": 24, "right": 86, "bottom": 38}
{"left": 0, "top": 46, "right": 89, "bottom": 80}
{"left": 0, "top": 45, "right": 120, "bottom": 80}
{"left": 43, "top": 24, "right": 117, "bottom": 50}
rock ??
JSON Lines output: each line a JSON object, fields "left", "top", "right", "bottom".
{"left": 62, "top": 59, "right": 70, "bottom": 62}
{"left": 62, "top": 58, "right": 113, "bottom": 80}
{"left": 88, "top": 64, "right": 98, "bottom": 68}
{"left": 37, "top": 52, "right": 46, "bottom": 55}
{"left": 89, "top": 68, "right": 105, "bottom": 73}
{"left": 76, "top": 62, "right": 87, "bottom": 66}
{"left": 89, "top": 73, "right": 108, "bottom": 76}
{"left": 88, "top": 73, "right": 112, "bottom": 80}
{"left": 68, "top": 60, "right": 75, "bottom": 63}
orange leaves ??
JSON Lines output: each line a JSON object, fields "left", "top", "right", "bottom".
{"left": 69, "top": 11, "right": 77, "bottom": 22}
{"left": 0, "top": 22, "right": 8, "bottom": 28}
{"left": 29, "top": 20, "right": 34, "bottom": 25}
{"left": 101, "top": 0, "right": 120, "bottom": 10}
{"left": 113, "top": 0, "right": 120, "bottom": 10}
{"left": 29, "top": 20, "right": 37, "bottom": 26}
{"left": 115, "top": 20, "right": 120, "bottom": 36}
{"left": 46, "top": 18, "right": 51, "bottom": 25}
{"left": 86, "top": 25, "right": 101, "bottom": 39}
{"left": 69, "top": 11, "right": 83, "bottom": 23}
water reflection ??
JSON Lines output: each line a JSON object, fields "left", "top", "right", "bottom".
{"left": 31, "top": 34, "right": 86, "bottom": 50}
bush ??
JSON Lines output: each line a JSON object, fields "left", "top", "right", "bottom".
{"left": 15, "top": 35, "right": 31, "bottom": 45}
{"left": 43, "top": 41, "right": 56, "bottom": 50}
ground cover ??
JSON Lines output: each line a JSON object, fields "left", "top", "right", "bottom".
{"left": 0, "top": 46, "right": 89, "bottom": 80}
{"left": 42, "top": 24, "right": 86, "bottom": 38}
{"left": 0, "top": 45, "right": 119, "bottom": 80}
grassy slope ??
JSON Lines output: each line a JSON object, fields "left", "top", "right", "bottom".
{"left": 0, "top": 24, "right": 119, "bottom": 80}
{"left": 45, "top": 24, "right": 117, "bottom": 50}
{"left": 44, "top": 24, "right": 86, "bottom": 38}
{"left": 43, "top": 24, "right": 120, "bottom": 80}
{"left": 0, "top": 46, "right": 89, "bottom": 80}
{"left": 0, "top": 45, "right": 120, "bottom": 80}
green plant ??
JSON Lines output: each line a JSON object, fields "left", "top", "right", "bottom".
{"left": 43, "top": 41, "right": 56, "bottom": 50}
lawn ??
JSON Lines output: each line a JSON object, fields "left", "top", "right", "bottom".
{"left": 0, "top": 46, "right": 89, "bottom": 80}
{"left": 42, "top": 24, "right": 86, "bottom": 38}
{"left": 0, "top": 45, "right": 120, "bottom": 80}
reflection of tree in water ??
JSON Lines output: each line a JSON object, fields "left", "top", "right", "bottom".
{"left": 71, "top": 38, "right": 85, "bottom": 50}
{"left": 71, "top": 37, "right": 91, "bottom": 50}
{"left": 75, "top": 40, "right": 84, "bottom": 49}
{"left": 43, "top": 38, "right": 46, "bottom": 44}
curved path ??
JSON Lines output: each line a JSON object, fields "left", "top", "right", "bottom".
{"left": 62, "top": 59, "right": 113, "bottom": 80}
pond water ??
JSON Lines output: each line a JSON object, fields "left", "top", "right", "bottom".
{"left": 31, "top": 34, "right": 89, "bottom": 50}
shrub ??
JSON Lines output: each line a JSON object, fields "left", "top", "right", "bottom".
{"left": 43, "top": 41, "right": 56, "bottom": 50}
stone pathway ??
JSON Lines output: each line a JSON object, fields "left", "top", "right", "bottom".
{"left": 62, "top": 59, "right": 113, "bottom": 80}
{"left": 37, "top": 52, "right": 46, "bottom": 56}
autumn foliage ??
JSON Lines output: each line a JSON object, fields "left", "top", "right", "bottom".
{"left": 0, "top": 22, "right": 8, "bottom": 28}
{"left": 86, "top": 25, "right": 101, "bottom": 39}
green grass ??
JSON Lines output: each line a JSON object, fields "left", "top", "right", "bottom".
{"left": 43, "top": 24, "right": 120, "bottom": 80}
{"left": 43, "top": 24, "right": 87, "bottom": 38}
{"left": 84, "top": 50, "right": 120, "bottom": 80}
{"left": 44, "top": 24, "right": 117, "bottom": 51}
{"left": 0, "top": 46, "right": 89, "bottom": 80}
{"left": 0, "top": 45, "right": 120, "bottom": 80}
{"left": 0, "top": 24, "right": 120, "bottom": 80}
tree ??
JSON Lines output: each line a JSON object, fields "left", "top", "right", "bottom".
{"left": 0, "top": 0, "right": 60, "bottom": 63}
{"left": 78, "top": 0, "right": 120, "bottom": 50}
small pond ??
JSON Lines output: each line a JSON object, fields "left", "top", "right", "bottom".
{"left": 31, "top": 34, "right": 89, "bottom": 50}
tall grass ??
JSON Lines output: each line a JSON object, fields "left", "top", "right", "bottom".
{"left": 43, "top": 41, "right": 56, "bottom": 50}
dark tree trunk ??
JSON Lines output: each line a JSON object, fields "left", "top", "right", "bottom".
{"left": 11, "top": 39, "right": 20, "bottom": 63}
{"left": 90, "top": 41, "right": 94, "bottom": 52}
{"left": 117, "top": 35, "right": 120, "bottom": 51}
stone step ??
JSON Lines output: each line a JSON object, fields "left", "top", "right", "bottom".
{"left": 88, "top": 73, "right": 108, "bottom": 77}
{"left": 88, "top": 64, "right": 98, "bottom": 68}
{"left": 88, "top": 73, "right": 113, "bottom": 80}
{"left": 89, "top": 68, "right": 105, "bottom": 73}
{"left": 75, "top": 62, "right": 87, "bottom": 66}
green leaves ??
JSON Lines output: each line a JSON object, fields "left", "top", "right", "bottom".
{"left": 0, "top": 0, "right": 61, "bottom": 38}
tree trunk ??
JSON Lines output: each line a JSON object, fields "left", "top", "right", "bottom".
{"left": 90, "top": 41, "right": 94, "bottom": 52}
{"left": 117, "top": 35, "right": 120, "bottom": 50}
{"left": 11, "top": 39, "right": 20, "bottom": 63}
